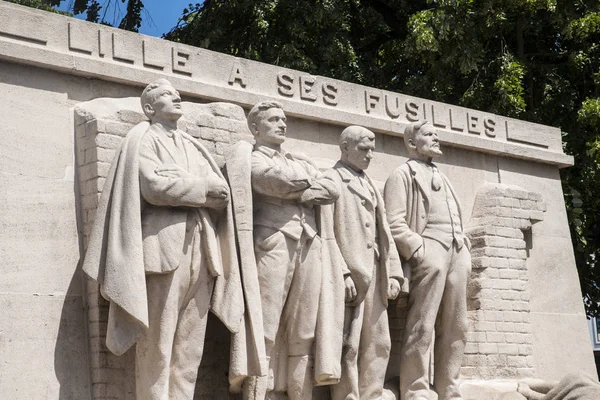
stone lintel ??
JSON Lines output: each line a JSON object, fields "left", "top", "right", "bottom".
{"left": 0, "top": 1, "right": 573, "bottom": 168}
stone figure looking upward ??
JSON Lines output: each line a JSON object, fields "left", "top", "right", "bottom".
{"left": 323, "top": 126, "right": 404, "bottom": 400}
{"left": 384, "top": 121, "right": 471, "bottom": 400}
{"left": 247, "top": 100, "right": 342, "bottom": 400}
{"left": 83, "top": 79, "right": 250, "bottom": 400}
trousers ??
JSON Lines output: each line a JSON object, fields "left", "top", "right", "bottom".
{"left": 135, "top": 223, "right": 214, "bottom": 400}
{"left": 400, "top": 238, "right": 471, "bottom": 400}
{"left": 253, "top": 226, "right": 322, "bottom": 400}
{"left": 331, "top": 261, "right": 391, "bottom": 400}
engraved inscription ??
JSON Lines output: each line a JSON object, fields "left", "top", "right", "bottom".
{"left": 276, "top": 72, "right": 338, "bottom": 106}
{"left": 142, "top": 40, "right": 166, "bottom": 71}
{"left": 68, "top": 23, "right": 93, "bottom": 55}
{"left": 112, "top": 33, "right": 135, "bottom": 64}
{"left": 299, "top": 76, "right": 317, "bottom": 102}
{"left": 172, "top": 48, "right": 192, "bottom": 76}
{"left": 365, "top": 91, "right": 380, "bottom": 114}
{"left": 322, "top": 83, "right": 338, "bottom": 106}
{"left": 228, "top": 61, "right": 247, "bottom": 88}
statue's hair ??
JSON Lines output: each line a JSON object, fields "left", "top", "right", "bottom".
{"left": 404, "top": 120, "right": 430, "bottom": 148}
{"left": 339, "top": 125, "right": 374, "bottom": 150}
{"left": 140, "top": 79, "right": 174, "bottom": 118}
{"left": 247, "top": 100, "right": 284, "bottom": 133}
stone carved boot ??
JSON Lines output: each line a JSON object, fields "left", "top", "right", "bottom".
{"left": 286, "top": 355, "right": 313, "bottom": 400}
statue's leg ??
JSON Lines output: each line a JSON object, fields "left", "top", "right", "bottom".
{"left": 433, "top": 244, "right": 470, "bottom": 400}
{"left": 358, "top": 263, "right": 392, "bottom": 400}
{"left": 400, "top": 238, "right": 449, "bottom": 400}
{"left": 253, "top": 227, "right": 299, "bottom": 399}
{"left": 170, "top": 230, "right": 215, "bottom": 399}
{"left": 283, "top": 234, "right": 322, "bottom": 400}
{"left": 136, "top": 268, "right": 185, "bottom": 399}
{"left": 330, "top": 304, "right": 363, "bottom": 400}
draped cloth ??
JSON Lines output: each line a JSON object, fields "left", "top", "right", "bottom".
{"left": 225, "top": 141, "right": 344, "bottom": 393}
{"left": 82, "top": 122, "right": 263, "bottom": 380}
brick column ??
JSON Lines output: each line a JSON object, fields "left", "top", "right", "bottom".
{"left": 461, "top": 183, "right": 546, "bottom": 380}
{"left": 75, "top": 100, "right": 250, "bottom": 400}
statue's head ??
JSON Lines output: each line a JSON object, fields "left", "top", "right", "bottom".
{"left": 140, "top": 79, "right": 183, "bottom": 123}
{"left": 247, "top": 101, "right": 287, "bottom": 147}
{"left": 404, "top": 121, "right": 442, "bottom": 161}
{"left": 339, "top": 125, "right": 375, "bottom": 172}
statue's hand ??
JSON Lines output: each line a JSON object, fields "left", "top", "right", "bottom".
{"left": 411, "top": 244, "right": 425, "bottom": 265}
{"left": 344, "top": 275, "right": 357, "bottom": 303}
{"left": 388, "top": 278, "right": 401, "bottom": 300}
{"left": 155, "top": 164, "right": 191, "bottom": 179}
{"left": 206, "top": 176, "right": 230, "bottom": 199}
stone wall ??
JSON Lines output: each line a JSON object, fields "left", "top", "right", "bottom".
{"left": 0, "top": 2, "right": 596, "bottom": 399}
{"left": 75, "top": 98, "right": 251, "bottom": 399}
{"left": 463, "top": 183, "right": 546, "bottom": 380}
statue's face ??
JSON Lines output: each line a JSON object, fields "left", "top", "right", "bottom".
{"left": 147, "top": 84, "right": 183, "bottom": 121}
{"left": 412, "top": 125, "right": 442, "bottom": 158}
{"left": 254, "top": 107, "right": 287, "bottom": 146}
{"left": 345, "top": 133, "right": 375, "bottom": 172}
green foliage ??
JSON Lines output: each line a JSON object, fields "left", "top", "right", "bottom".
{"left": 165, "top": 0, "right": 600, "bottom": 316}
{"left": 6, "top": 0, "right": 70, "bottom": 15}
{"left": 15, "top": 0, "right": 600, "bottom": 315}
{"left": 5, "top": 0, "right": 144, "bottom": 31}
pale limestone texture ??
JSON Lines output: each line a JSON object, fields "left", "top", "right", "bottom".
{"left": 75, "top": 93, "right": 260, "bottom": 399}
{"left": 464, "top": 183, "right": 546, "bottom": 380}
{"left": 323, "top": 126, "right": 403, "bottom": 400}
{"left": 242, "top": 101, "right": 344, "bottom": 399}
{"left": 0, "top": 2, "right": 595, "bottom": 399}
{"left": 385, "top": 121, "right": 472, "bottom": 400}
{"left": 81, "top": 79, "right": 262, "bottom": 400}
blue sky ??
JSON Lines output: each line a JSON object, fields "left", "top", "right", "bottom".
{"left": 57, "top": 0, "right": 190, "bottom": 37}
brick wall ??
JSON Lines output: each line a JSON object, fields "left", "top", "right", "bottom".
{"left": 75, "top": 99, "right": 251, "bottom": 400}
{"left": 388, "top": 183, "right": 546, "bottom": 385}
{"left": 462, "top": 183, "right": 546, "bottom": 380}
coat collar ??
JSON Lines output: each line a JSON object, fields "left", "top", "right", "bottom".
{"left": 406, "top": 159, "right": 436, "bottom": 202}
{"left": 334, "top": 160, "right": 374, "bottom": 207}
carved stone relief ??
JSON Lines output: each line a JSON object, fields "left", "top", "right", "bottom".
{"left": 75, "top": 85, "right": 557, "bottom": 400}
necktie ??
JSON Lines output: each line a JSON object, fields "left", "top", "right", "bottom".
{"left": 432, "top": 165, "right": 442, "bottom": 191}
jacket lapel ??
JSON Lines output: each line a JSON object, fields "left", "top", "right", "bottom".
{"left": 407, "top": 159, "right": 431, "bottom": 203}
{"left": 335, "top": 162, "right": 374, "bottom": 208}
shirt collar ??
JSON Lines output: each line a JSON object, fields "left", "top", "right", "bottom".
{"left": 339, "top": 160, "right": 366, "bottom": 179}
{"left": 409, "top": 158, "right": 437, "bottom": 173}
{"left": 255, "top": 144, "right": 289, "bottom": 158}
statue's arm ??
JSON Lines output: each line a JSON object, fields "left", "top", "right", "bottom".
{"left": 298, "top": 162, "right": 339, "bottom": 206}
{"left": 384, "top": 168, "right": 423, "bottom": 261}
{"left": 251, "top": 152, "right": 312, "bottom": 199}
{"left": 138, "top": 138, "right": 215, "bottom": 207}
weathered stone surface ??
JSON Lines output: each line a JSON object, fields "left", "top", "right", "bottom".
{"left": 0, "top": 2, "right": 594, "bottom": 399}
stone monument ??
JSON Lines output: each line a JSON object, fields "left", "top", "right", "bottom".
{"left": 241, "top": 100, "right": 344, "bottom": 399}
{"left": 0, "top": 2, "right": 596, "bottom": 399}
{"left": 322, "top": 125, "right": 404, "bottom": 400}
{"left": 385, "top": 121, "right": 472, "bottom": 400}
{"left": 81, "top": 78, "right": 263, "bottom": 399}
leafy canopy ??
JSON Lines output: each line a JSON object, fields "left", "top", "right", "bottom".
{"left": 166, "top": 0, "right": 600, "bottom": 317}
{"left": 11, "top": 0, "right": 600, "bottom": 316}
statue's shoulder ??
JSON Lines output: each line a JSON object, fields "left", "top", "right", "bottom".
{"left": 390, "top": 162, "right": 413, "bottom": 178}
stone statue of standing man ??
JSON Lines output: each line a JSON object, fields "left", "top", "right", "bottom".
{"left": 82, "top": 79, "right": 261, "bottom": 399}
{"left": 242, "top": 100, "right": 344, "bottom": 399}
{"left": 322, "top": 125, "right": 404, "bottom": 400}
{"left": 384, "top": 120, "right": 471, "bottom": 400}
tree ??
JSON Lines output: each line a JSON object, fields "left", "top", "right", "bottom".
{"left": 13, "top": 0, "right": 600, "bottom": 315}
{"left": 166, "top": 0, "right": 600, "bottom": 315}
{"left": 6, "top": 0, "right": 145, "bottom": 31}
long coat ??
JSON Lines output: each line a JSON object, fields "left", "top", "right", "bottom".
{"left": 321, "top": 161, "right": 403, "bottom": 306}
{"left": 82, "top": 122, "right": 253, "bottom": 366}
{"left": 383, "top": 159, "right": 468, "bottom": 262}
